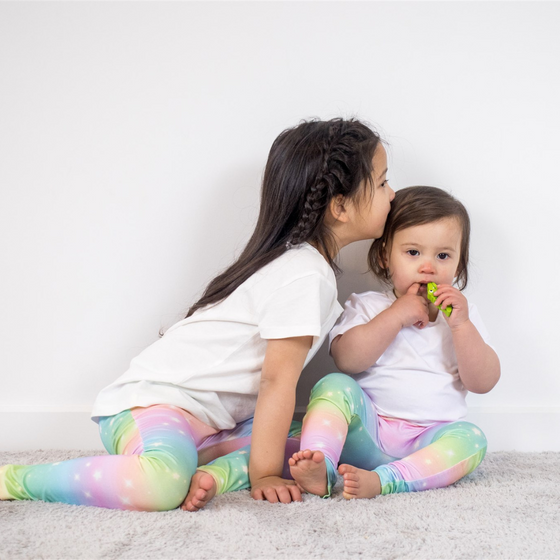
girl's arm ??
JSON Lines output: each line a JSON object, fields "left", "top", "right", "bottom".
{"left": 249, "top": 335, "right": 313, "bottom": 503}
{"left": 331, "top": 284, "right": 429, "bottom": 374}
{"left": 434, "top": 284, "right": 501, "bottom": 393}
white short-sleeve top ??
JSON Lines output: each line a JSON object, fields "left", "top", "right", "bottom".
{"left": 329, "top": 290, "right": 493, "bottom": 425}
{"left": 92, "top": 243, "right": 343, "bottom": 429}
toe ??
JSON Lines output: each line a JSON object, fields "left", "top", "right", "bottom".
{"left": 311, "top": 450, "right": 324, "bottom": 463}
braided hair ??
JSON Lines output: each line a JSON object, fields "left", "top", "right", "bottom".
{"left": 186, "top": 118, "right": 382, "bottom": 318}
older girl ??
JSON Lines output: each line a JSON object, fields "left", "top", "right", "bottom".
{"left": 1, "top": 118, "right": 394, "bottom": 511}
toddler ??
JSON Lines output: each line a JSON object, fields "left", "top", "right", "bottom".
{"left": 289, "top": 185, "right": 500, "bottom": 499}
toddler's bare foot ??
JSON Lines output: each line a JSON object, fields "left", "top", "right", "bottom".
{"left": 288, "top": 449, "right": 328, "bottom": 497}
{"left": 181, "top": 470, "right": 217, "bottom": 512}
{"left": 338, "top": 464, "right": 381, "bottom": 500}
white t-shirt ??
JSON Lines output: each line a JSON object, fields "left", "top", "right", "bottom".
{"left": 329, "top": 290, "right": 493, "bottom": 425}
{"left": 92, "top": 243, "right": 343, "bottom": 430}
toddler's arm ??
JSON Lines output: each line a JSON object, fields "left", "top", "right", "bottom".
{"left": 249, "top": 335, "right": 312, "bottom": 503}
{"left": 332, "top": 284, "right": 429, "bottom": 374}
{"left": 432, "top": 284, "right": 500, "bottom": 393}
{"left": 452, "top": 321, "right": 500, "bottom": 393}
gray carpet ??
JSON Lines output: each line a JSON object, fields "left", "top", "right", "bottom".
{"left": 1, "top": 450, "right": 559, "bottom": 560}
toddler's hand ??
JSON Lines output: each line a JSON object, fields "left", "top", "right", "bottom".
{"left": 432, "top": 284, "right": 469, "bottom": 329}
{"left": 390, "top": 283, "right": 430, "bottom": 329}
{"left": 250, "top": 475, "right": 303, "bottom": 504}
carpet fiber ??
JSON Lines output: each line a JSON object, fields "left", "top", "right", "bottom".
{"left": 1, "top": 450, "right": 558, "bottom": 559}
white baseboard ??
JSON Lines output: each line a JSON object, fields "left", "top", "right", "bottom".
{"left": 1, "top": 406, "right": 559, "bottom": 452}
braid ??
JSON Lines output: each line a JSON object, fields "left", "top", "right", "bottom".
{"left": 287, "top": 121, "right": 343, "bottom": 246}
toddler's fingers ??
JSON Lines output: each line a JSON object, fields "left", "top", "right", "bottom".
{"left": 251, "top": 488, "right": 264, "bottom": 501}
{"left": 407, "top": 283, "right": 421, "bottom": 295}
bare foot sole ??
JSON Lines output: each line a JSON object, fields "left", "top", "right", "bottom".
{"left": 338, "top": 464, "right": 381, "bottom": 500}
{"left": 288, "top": 449, "right": 328, "bottom": 497}
{"left": 181, "top": 470, "right": 217, "bottom": 511}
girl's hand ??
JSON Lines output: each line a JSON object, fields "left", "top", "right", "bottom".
{"left": 250, "top": 476, "right": 303, "bottom": 503}
{"left": 390, "top": 283, "right": 430, "bottom": 329}
{"left": 432, "top": 284, "right": 469, "bottom": 329}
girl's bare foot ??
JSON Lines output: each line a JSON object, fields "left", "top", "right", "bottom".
{"left": 181, "top": 470, "right": 217, "bottom": 512}
{"left": 288, "top": 449, "right": 328, "bottom": 497}
{"left": 338, "top": 464, "right": 381, "bottom": 499}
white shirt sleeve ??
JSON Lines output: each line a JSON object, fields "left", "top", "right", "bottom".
{"left": 329, "top": 291, "right": 389, "bottom": 349}
{"left": 258, "top": 272, "right": 335, "bottom": 340}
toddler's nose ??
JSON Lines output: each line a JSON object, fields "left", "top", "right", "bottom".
{"left": 419, "top": 260, "right": 435, "bottom": 274}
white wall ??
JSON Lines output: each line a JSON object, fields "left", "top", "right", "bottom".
{"left": 1, "top": 2, "right": 559, "bottom": 452}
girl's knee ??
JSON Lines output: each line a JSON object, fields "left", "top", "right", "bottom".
{"left": 131, "top": 454, "right": 194, "bottom": 511}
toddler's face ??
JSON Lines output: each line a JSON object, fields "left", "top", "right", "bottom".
{"left": 385, "top": 218, "right": 462, "bottom": 299}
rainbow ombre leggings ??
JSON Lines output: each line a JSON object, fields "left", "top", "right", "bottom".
{"left": 0, "top": 404, "right": 301, "bottom": 511}
{"left": 300, "top": 373, "right": 487, "bottom": 496}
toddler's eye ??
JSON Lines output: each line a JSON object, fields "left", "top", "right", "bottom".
{"left": 407, "top": 250, "right": 419, "bottom": 256}
{"left": 437, "top": 253, "right": 449, "bottom": 260}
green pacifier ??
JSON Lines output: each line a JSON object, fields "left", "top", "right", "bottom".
{"left": 426, "top": 282, "right": 452, "bottom": 317}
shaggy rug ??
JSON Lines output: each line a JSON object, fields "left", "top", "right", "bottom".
{"left": 1, "top": 450, "right": 559, "bottom": 559}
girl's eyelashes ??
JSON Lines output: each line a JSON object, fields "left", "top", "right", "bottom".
{"left": 406, "top": 249, "right": 419, "bottom": 256}
{"left": 380, "top": 178, "right": 389, "bottom": 188}
{"left": 437, "top": 253, "right": 450, "bottom": 260}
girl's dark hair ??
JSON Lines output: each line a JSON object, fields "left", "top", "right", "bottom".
{"left": 368, "top": 186, "right": 471, "bottom": 290}
{"left": 186, "top": 118, "right": 382, "bottom": 317}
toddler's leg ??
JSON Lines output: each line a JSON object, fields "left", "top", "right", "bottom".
{"left": 289, "top": 373, "right": 375, "bottom": 497}
{"left": 0, "top": 405, "right": 202, "bottom": 511}
{"left": 183, "top": 420, "right": 302, "bottom": 510}
{"left": 340, "top": 421, "right": 487, "bottom": 498}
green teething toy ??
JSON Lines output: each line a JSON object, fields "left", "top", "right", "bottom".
{"left": 426, "top": 282, "right": 452, "bottom": 317}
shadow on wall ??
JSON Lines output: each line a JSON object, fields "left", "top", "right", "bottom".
{"left": 296, "top": 239, "right": 387, "bottom": 416}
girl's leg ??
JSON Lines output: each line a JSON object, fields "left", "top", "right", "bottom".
{"left": 182, "top": 419, "right": 301, "bottom": 510}
{"left": 0, "top": 405, "right": 210, "bottom": 511}
{"left": 289, "top": 373, "right": 381, "bottom": 497}
{"left": 340, "top": 419, "right": 487, "bottom": 498}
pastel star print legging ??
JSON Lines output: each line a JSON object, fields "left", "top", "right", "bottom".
{"left": 0, "top": 404, "right": 301, "bottom": 511}
{"left": 298, "top": 373, "right": 487, "bottom": 496}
